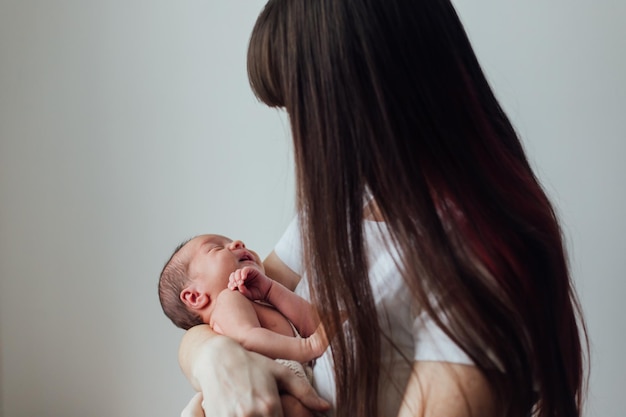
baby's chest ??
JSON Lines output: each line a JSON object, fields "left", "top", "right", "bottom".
{"left": 252, "top": 303, "right": 296, "bottom": 337}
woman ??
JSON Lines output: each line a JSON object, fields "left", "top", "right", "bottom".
{"left": 180, "top": 0, "right": 587, "bottom": 416}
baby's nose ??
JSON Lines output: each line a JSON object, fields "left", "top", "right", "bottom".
{"left": 229, "top": 240, "right": 246, "bottom": 250}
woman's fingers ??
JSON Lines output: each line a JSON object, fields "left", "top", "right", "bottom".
{"left": 195, "top": 340, "right": 284, "bottom": 417}
{"left": 180, "top": 329, "right": 328, "bottom": 417}
{"left": 183, "top": 389, "right": 284, "bottom": 417}
{"left": 272, "top": 362, "right": 331, "bottom": 412}
{"left": 181, "top": 392, "right": 204, "bottom": 417}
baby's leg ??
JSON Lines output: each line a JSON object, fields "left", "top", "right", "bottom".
{"left": 281, "top": 393, "right": 316, "bottom": 417}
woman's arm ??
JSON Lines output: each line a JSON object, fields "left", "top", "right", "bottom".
{"left": 396, "top": 361, "right": 496, "bottom": 417}
{"left": 178, "top": 325, "right": 330, "bottom": 417}
{"left": 264, "top": 250, "right": 301, "bottom": 291}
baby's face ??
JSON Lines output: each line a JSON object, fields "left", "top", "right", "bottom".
{"left": 185, "top": 234, "right": 264, "bottom": 296}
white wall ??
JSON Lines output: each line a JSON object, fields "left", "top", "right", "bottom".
{"left": 0, "top": 1, "right": 623, "bottom": 416}
{"left": 0, "top": 2, "right": 293, "bottom": 416}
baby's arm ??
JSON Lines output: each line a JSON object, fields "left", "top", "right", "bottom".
{"left": 266, "top": 280, "right": 320, "bottom": 338}
{"left": 211, "top": 289, "right": 325, "bottom": 363}
{"left": 229, "top": 267, "right": 319, "bottom": 337}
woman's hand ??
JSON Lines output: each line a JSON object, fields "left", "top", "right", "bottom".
{"left": 181, "top": 392, "right": 204, "bottom": 417}
{"left": 179, "top": 325, "right": 330, "bottom": 417}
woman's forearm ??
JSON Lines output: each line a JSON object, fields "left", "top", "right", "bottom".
{"left": 178, "top": 324, "right": 222, "bottom": 391}
{"left": 178, "top": 324, "right": 331, "bottom": 416}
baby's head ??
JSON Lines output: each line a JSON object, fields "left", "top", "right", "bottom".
{"left": 158, "top": 234, "right": 264, "bottom": 330}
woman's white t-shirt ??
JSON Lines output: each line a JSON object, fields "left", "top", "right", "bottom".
{"left": 274, "top": 217, "right": 473, "bottom": 417}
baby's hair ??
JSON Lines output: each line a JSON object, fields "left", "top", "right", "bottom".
{"left": 158, "top": 238, "right": 204, "bottom": 330}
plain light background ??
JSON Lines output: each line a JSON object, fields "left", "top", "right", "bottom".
{"left": 0, "top": 1, "right": 623, "bottom": 416}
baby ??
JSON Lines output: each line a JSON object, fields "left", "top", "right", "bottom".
{"left": 158, "top": 234, "right": 328, "bottom": 416}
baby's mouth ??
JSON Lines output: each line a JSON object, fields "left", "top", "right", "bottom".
{"left": 239, "top": 251, "right": 255, "bottom": 263}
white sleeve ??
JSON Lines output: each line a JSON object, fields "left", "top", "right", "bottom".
{"left": 412, "top": 311, "right": 473, "bottom": 364}
{"left": 273, "top": 216, "right": 304, "bottom": 276}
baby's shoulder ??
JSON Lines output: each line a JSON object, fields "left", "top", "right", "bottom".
{"left": 210, "top": 289, "right": 254, "bottom": 323}
{"left": 214, "top": 288, "right": 250, "bottom": 306}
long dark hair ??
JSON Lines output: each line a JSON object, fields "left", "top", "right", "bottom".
{"left": 247, "top": 1, "right": 587, "bottom": 416}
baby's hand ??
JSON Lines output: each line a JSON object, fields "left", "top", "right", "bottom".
{"left": 306, "top": 324, "right": 330, "bottom": 359}
{"left": 228, "top": 266, "right": 273, "bottom": 301}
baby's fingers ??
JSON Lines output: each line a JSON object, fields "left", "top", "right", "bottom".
{"left": 230, "top": 269, "right": 252, "bottom": 297}
{"left": 239, "top": 266, "right": 254, "bottom": 282}
{"left": 227, "top": 271, "right": 238, "bottom": 290}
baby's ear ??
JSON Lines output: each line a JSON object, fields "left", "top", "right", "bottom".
{"left": 180, "top": 286, "right": 210, "bottom": 311}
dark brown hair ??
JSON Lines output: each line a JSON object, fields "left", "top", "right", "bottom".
{"left": 248, "top": 0, "right": 587, "bottom": 416}
{"left": 158, "top": 238, "right": 204, "bottom": 330}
